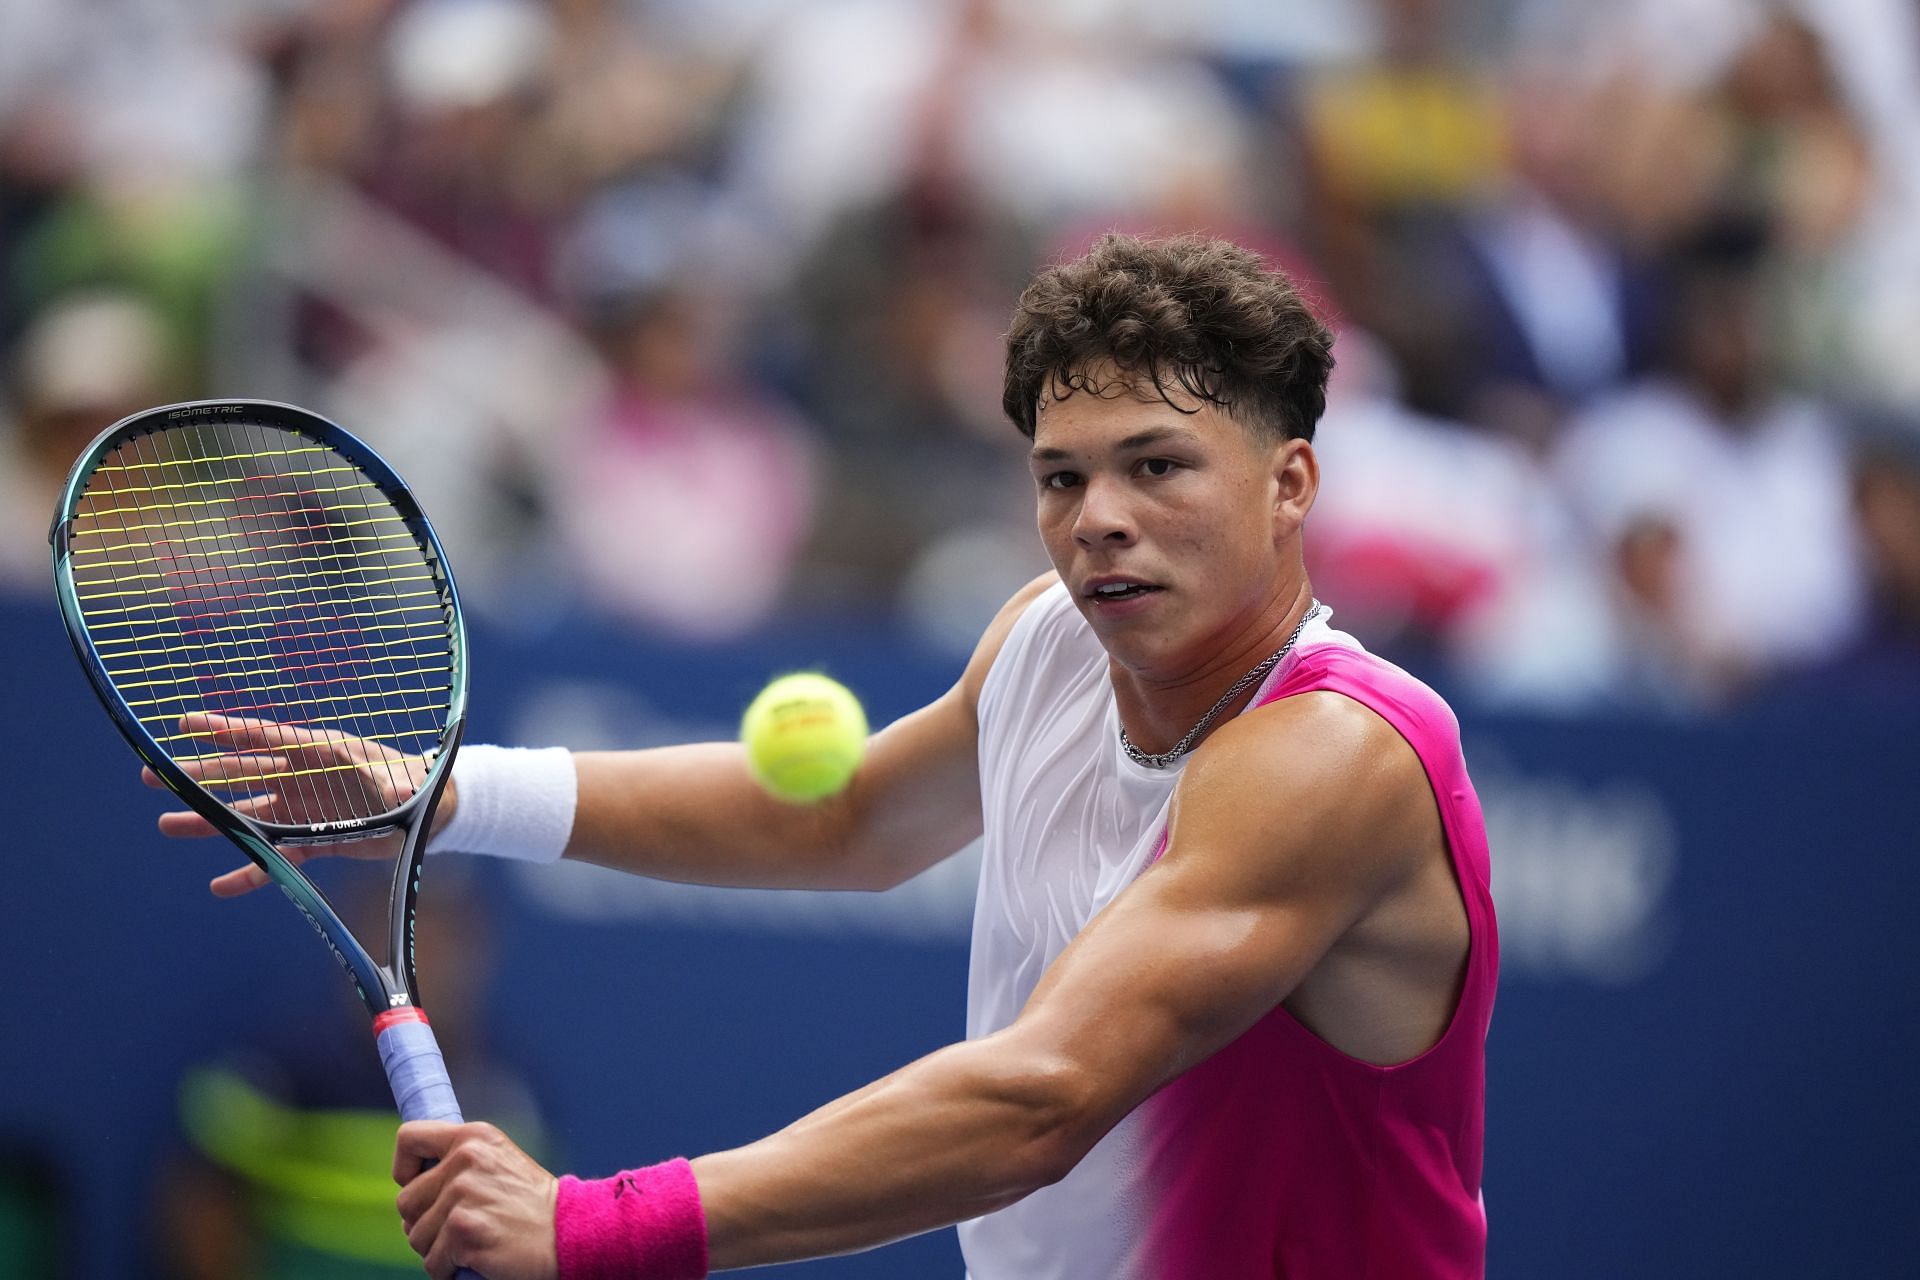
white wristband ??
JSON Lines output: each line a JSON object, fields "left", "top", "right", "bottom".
{"left": 429, "top": 745, "right": 577, "bottom": 863}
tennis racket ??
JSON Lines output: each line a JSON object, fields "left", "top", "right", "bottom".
{"left": 51, "top": 398, "right": 482, "bottom": 1278}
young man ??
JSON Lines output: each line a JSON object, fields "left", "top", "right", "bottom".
{"left": 166, "top": 235, "right": 1496, "bottom": 1278}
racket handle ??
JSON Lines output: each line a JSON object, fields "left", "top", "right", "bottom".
{"left": 376, "top": 1008, "right": 466, "bottom": 1123}
{"left": 375, "top": 1008, "right": 485, "bottom": 1280}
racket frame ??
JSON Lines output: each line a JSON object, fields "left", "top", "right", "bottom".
{"left": 51, "top": 399, "right": 470, "bottom": 1019}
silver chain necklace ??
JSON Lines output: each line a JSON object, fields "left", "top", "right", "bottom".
{"left": 1119, "top": 602, "right": 1325, "bottom": 769}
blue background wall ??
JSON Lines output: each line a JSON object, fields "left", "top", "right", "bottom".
{"left": 3, "top": 596, "right": 1916, "bottom": 1277}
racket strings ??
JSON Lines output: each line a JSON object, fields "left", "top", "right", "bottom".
{"left": 229, "top": 417, "right": 429, "bottom": 818}
{"left": 108, "top": 425, "right": 365, "bottom": 820}
{"left": 272, "top": 418, "right": 442, "bottom": 818}
{"left": 68, "top": 420, "right": 456, "bottom": 825}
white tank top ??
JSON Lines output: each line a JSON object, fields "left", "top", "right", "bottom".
{"left": 958, "top": 581, "right": 1358, "bottom": 1279}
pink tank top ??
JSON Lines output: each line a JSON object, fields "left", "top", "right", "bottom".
{"left": 1139, "top": 641, "right": 1498, "bottom": 1278}
{"left": 963, "top": 589, "right": 1493, "bottom": 1279}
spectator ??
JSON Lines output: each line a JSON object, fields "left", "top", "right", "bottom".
{"left": 555, "top": 181, "right": 819, "bottom": 638}
{"left": 1773, "top": 410, "right": 1920, "bottom": 706}
{"left": 363, "top": 0, "right": 567, "bottom": 302}
{"left": 2, "top": 17, "right": 257, "bottom": 389}
{"left": 1293, "top": 0, "right": 1508, "bottom": 422}
{"left": 1306, "top": 325, "right": 1616, "bottom": 707}
{"left": 1396, "top": 56, "right": 1666, "bottom": 449}
{"left": 0, "top": 0, "right": 1911, "bottom": 708}
{"left": 1551, "top": 219, "right": 1865, "bottom": 708}
{"left": 0, "top": 290, "right": 172, "bottom": 592}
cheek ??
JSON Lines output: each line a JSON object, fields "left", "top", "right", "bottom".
{"left": 1034, "top": 501, "right": 1075, "bottom": 564}
{"left": 1162, "top": 493, "right": 1250, "bottom": 558}
{"left": 1163, "top": 495, "right": 1273, "bottom": 583}
{"left": 1033, "top": 495, "right": 1064, "bottom": 538}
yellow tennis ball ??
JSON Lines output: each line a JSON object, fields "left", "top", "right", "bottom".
{"left": 740, "top": 673, "right": 868, "bottom": 804}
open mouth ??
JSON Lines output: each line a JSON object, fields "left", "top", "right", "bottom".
{"left": 1087, "top": 581, "right": 1162, "bottom": 602}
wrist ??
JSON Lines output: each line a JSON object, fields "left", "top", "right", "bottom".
{"left": 429, "top": 745, "right": 576, "bottom": 862}
{"left": 555, "top": 1159, "right": 708, "bottom": 1280}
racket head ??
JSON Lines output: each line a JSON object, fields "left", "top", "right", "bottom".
{"left": 51, "top": 399, "right": 469, "bottom": 1010}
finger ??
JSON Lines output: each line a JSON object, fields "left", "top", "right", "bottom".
{"left": 157, "top": 810, "right": 220, "bottom": 838}
{"left": 195, "top": 715, "right": 394, "bottom": 768}
{"left": 158, "top": 792, "right": 282, "bottom": 839}
{"left": 177, "top": 713, "right": 327, "bottom": 752}
{"left": 402, "top": 1169, "right": 458, "bottom": 1262}
{"left": 420, "top": 1207, "right": 472, "bottom": 1280}
{"left": 186, "top": 714, "right": 412, "bottom": 777}
{"left": 394, "top": 1121, "right": 463, "bottom": 1187}
{"left": 209, "top": 863, "right": 271, "bottom": 898}
{"left": 397, "top": 1152, "right": 451, "bottom": 1231}
{"left": 175, "top": 755, "right": 294, "bottom": 789}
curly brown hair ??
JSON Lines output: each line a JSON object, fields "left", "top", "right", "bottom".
{"left": 1002, "top": 233, "right": 1335, "bottom": 442}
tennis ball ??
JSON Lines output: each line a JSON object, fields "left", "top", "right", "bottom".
{"left": 740, "top": 672, "right": 868, "bottom": 804}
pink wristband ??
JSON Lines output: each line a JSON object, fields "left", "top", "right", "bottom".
{"left": 555, "top": 1158, "right": 709, "bottom": 1280}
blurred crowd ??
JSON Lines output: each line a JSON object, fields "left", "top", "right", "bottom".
{"left": 4, "top": 0, "right": 1919, "bottom": 714}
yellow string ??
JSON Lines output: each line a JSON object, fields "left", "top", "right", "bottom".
{"left": 112, "top": 653, "right": 450, "bottom": 693}
{"left": 135, "top": 686, "right": 450, "bottom": 722}
{"left": 75, "top": 568, "right": 435, "bottom": 604}
{"left": 85, "top": 595, "right": 444, "bottom": 632}
{"left": 170, "top": 729, "right": 426, "bottom": 761}
{"left": 156, "top": 719, "right": 438, "bottom": 749}
{"left": 77, "top": 491, "right": 400, "bottom": 523}
{"left": 104, "top": 632, "right": 447, "bottom": 681}
{"left": 81, "top": 478, "right": 383, "bottom": 519}
{"left": 78, "top": 582, "right": 440, "bottom": 621}
{"left": 168, "top": 759, "right": 389, "bottom": 786}
{"left": 96, "top": 619, "right": 441, "bottom": 661}
{"left": 123, "top": 665, "right": 451, "bottom": 710}
{"left": 72, "top": 509, "right": 408, "bottom": 539}
{"left": 102, "top": 463, "right": 361, "bottom": 496}
{"left": 70, "top": 529, "right": 414, "bottom": 563}
{"left": 71, "top": 537, "right": 418, "bottom": 574}
{"left": 95, "top": 445, "right": 334, "bottom": 472}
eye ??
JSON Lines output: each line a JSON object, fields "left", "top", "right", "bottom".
{"left": 1041, "top": 471, "right": 1081, "bottom": 491}
{"left": 1136, "top": 457, "right": 1178, "bottom": 478}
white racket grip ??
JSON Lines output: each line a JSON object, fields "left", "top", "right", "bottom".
{"left": 376, "top": 1009, "right": 466, "bottom": 1123}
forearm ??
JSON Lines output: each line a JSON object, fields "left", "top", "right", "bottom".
{"left": 687, "top": 1036, "right": 1087, "bottom": 1270}
{"left": 566, "top": 744, "right": 869, "bottom": 889}
{"left": 562, "top": 694, "right": 981, "bottom": 892}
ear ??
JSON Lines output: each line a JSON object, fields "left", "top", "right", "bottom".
{"left": 1271, "top": 438, "right": 1318, "bottom": 542}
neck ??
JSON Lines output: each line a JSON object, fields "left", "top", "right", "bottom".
{"left": 1108, "top": 579, "right": 1318, "bottom": 758}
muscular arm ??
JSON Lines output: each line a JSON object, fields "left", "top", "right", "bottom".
{"left": 560, "top": 574, "right": 1055, "bottom": 892}
{"left": 394, "top": 691, "right": 1448, "bottom": 1275}
{"left": 178, "top": 577, "right": 1053, "bottom": 900}
{"left": 685, "top": 692, "right": 1441, "bottom": 1267}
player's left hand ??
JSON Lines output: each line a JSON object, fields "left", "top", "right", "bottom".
{"left": 395, "top": 1120, "right": 560, "bottom": 1280}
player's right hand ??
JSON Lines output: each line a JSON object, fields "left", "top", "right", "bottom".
{"left": 144, "top": 712, "right": 456, "bottom": 898}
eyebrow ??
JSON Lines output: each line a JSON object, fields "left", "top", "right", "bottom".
{"left": 1029, "top": 425, "right": 1199, "bottom": 463}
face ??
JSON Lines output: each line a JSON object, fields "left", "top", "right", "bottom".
{"left": 1028, "top": 369, "right": 1316, "bottom": 680}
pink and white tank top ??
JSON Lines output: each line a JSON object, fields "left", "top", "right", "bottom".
{"left": 962, "top": 582, "right": 1496, "bottom": 1279}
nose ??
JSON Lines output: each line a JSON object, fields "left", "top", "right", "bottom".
{"left": 1072, "top": 475, "right": 1136, "bottom": 549}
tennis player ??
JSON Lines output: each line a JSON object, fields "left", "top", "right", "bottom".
{"left": 168, "top": 234, "right": 1496, "bottom": 1278}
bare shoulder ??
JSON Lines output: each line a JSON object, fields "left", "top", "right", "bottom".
{"left": 956, "top": 572, "right": 1061, "bottom": 711}
{"left": 817, "top": 574, "right": 1060, "bottom": 883}
{"left": 1167, "top": 690, "right": 1436, "bottom": 894}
